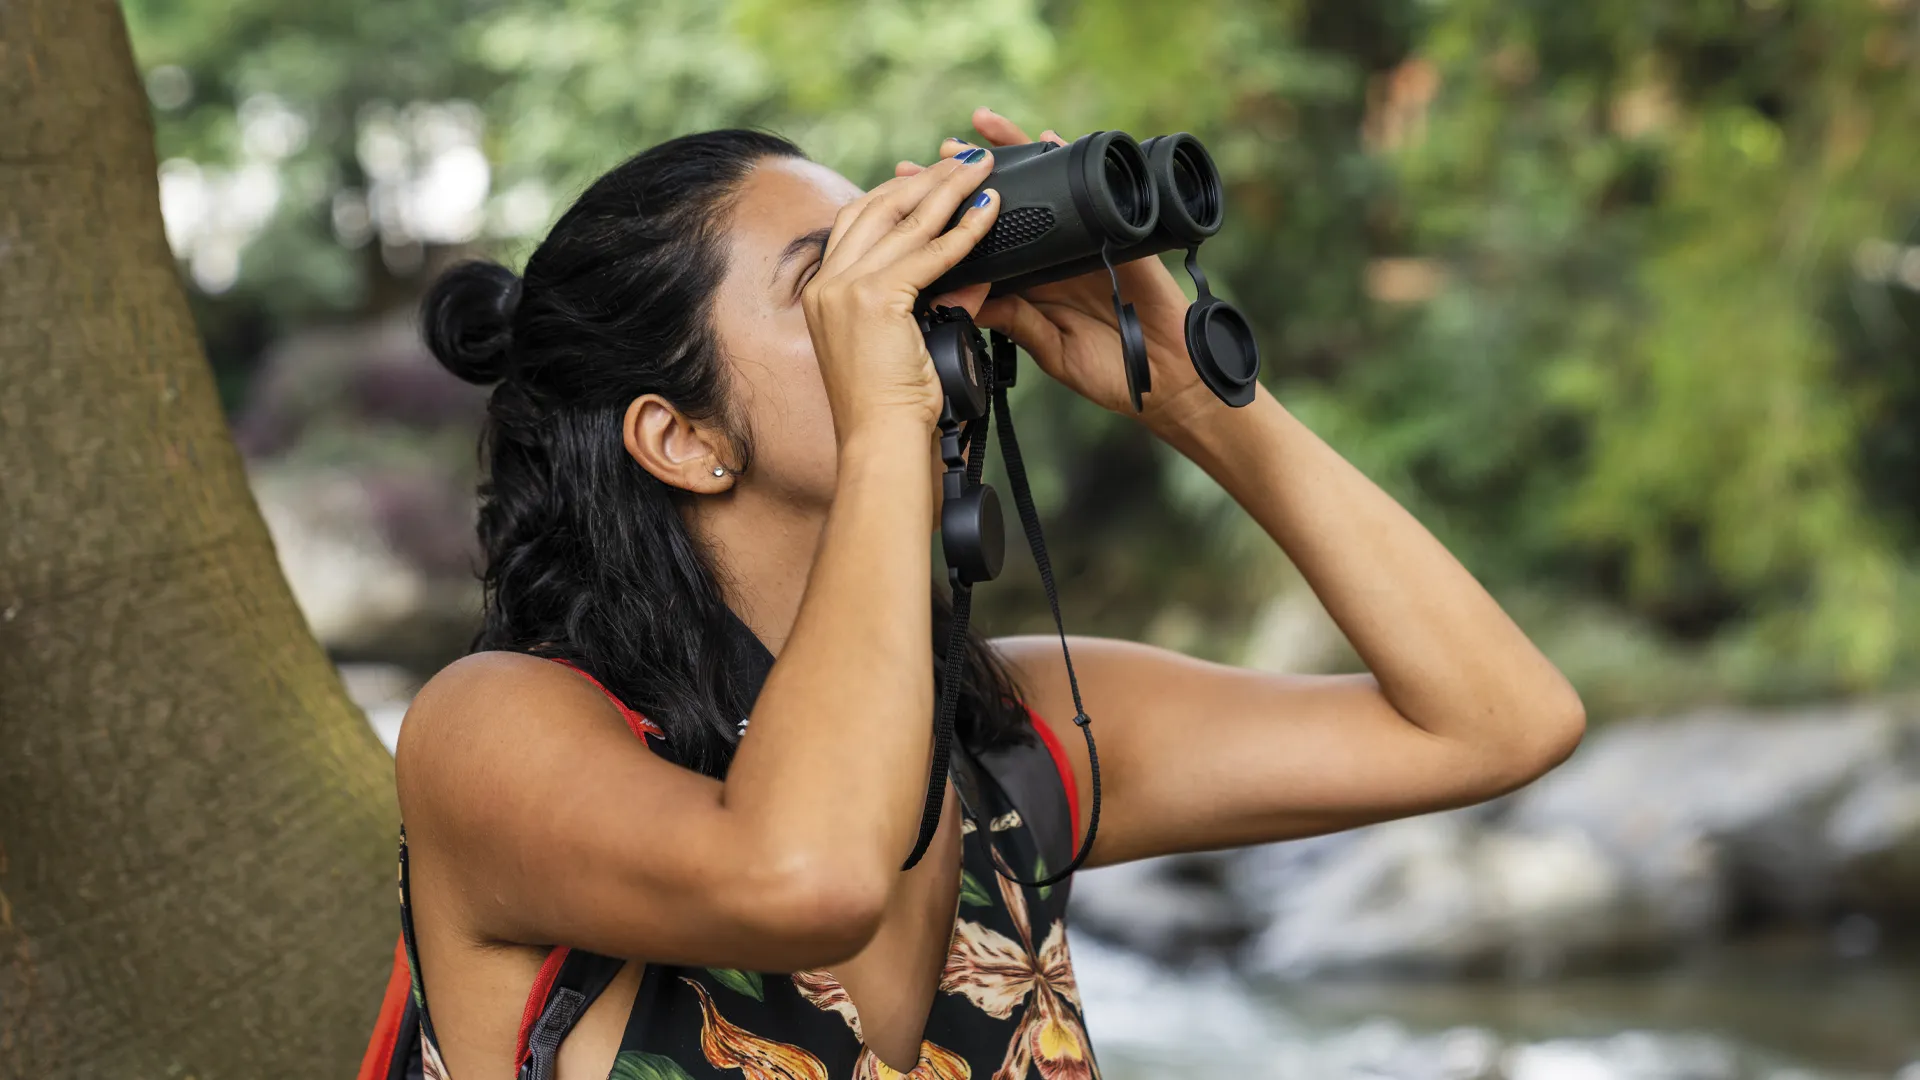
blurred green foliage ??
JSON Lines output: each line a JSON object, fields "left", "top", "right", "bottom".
{"left": 123, "top": 0, "right": 1920, "bottom": 714}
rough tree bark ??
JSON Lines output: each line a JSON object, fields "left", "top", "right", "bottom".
{"left": 0, "top": 2, "right": 400, "bottom": 1075}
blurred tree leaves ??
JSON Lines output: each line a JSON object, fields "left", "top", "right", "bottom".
{"left": 122, "top": 0, "right": 1920, "bottom": 708}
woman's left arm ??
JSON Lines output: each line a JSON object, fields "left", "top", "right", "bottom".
{"left": 994, "top": 380, "right": 1586, "bottom": 867}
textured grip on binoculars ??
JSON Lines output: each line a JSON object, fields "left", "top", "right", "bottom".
{"left": 923, "top": 131, "right": 1155, "bottom": 297}
{"left": 986, "top": 132, "right": 1223, "bottom": 297}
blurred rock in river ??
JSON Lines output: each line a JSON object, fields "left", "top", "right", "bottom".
{"left": 1070, "top": 700, "right": 1920, "bottom": 978}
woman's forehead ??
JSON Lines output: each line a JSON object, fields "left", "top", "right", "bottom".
{"left": 729, "top": 157, "right": 863, "bottom": 256}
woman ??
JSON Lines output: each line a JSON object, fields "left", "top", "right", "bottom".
{"left": 390, "top": 107, "right": 1585, "bottom": 1080}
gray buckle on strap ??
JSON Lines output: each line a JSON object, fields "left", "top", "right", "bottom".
{"left": 518, "top": 987, "right": 587, "bottom": 1080}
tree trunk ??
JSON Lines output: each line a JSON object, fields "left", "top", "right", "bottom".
{"left": 0, "top": 2, "right": 400, "bottom": 1075}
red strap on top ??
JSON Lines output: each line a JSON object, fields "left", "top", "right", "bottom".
{"left": 551, "top": 658, "right": 663, "bottom": 741}
{"left": 514, "top": 946, "right": 572, "bottom": 1067}
{"left": 1024, "top": 704, "right": 1082, "bottom": 840}
{"left": 356, "top": 935, "right": 413, "bottom": 1080}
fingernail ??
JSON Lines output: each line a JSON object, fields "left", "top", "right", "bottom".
{"left": 957, "top": 147, "right": 987, "bottom": 164}
{"left": 945, "top": 137, "right": 973, "bottom": 146}
{"left": 969, "top": 190, "right": 993, "bottom": 210}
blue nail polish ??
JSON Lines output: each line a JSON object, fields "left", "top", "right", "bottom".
{"left": 957, "top": 147, "right": 987, "bottom": 164}
{"left": 969, "top": 191, "right": 992, "bottom": 209}
{"left": 946, "top": 137, "right": 972, "bottom": 145}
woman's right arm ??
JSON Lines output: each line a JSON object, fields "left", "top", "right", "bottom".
{"left": 394, "top": 150, "right": 1001, "bottom": 974}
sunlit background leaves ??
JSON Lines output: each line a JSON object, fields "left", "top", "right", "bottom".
{"left": 124, "top": 0, "right": 1920, "bottom": 718}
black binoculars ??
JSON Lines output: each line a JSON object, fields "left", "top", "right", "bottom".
{"left": 906, "top": 131, "right": 1258, "bottom": 882}
{"left": 921, "top": 130, "right": 1260, "bottom": 416}
{"left": 912, "top": 129, "right": 1260, "bottom": 594}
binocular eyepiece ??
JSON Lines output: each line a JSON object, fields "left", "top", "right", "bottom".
{"left": 924, "top": 130, "right": 1259, "bottom": 412}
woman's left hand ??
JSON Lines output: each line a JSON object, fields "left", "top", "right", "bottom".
{"left": 899, "top": 107, "right": 1220, "bottom": 433}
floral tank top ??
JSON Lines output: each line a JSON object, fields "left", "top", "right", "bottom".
{"left": 391, "top": 658, "right": 1099, "bottom": 1080}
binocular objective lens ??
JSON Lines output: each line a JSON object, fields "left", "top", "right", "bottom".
{"left": 1171, "top": 144, "right": 1221, "bottom": 230}
{"left": 1102, "top": 144, "right": 1154, "bottom": 230}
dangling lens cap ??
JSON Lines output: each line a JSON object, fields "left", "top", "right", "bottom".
{"left": 1184, "top": 297, "right": 1260, "bottom": 408}
{"left": 941, "top": 484, "right": 1006, "bottom": 585}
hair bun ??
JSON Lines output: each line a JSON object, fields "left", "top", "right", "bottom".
{"left": 422, "top": 260, "right": 522, "bottom": 385}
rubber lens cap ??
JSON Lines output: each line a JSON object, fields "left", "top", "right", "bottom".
{"left": 1185, "top": 299, "right": 1260, "bottom": 408}
{"left": 941, "top": 484, "right": 1006, "bottom": 585}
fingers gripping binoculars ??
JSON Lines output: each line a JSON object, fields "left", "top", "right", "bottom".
{"left": 900, "top": 131, "right": 1256, "bottom": 883}
{"left": 917, "top": 129, "right": 1259, "bottom": 590}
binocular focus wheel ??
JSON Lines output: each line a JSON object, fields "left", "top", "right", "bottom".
{"left": 1184, "top": 297, "right": 1260, "bottom": 408}
{"left": 941, "top": 484, "right": 1006, "bottom": 585}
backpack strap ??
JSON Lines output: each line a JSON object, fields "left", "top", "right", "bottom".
{"left": 489, "top": 659, "right": 653, "bottom": 1078}
{"left": 367, "top": 660, "right": 653, "bottom": 1080}
{"left": 356, "top": 936, "right": 417, "bottom": 1080}
{"left": 513, "top": 948, "right": 628, "bottom": 1080}
{"left": 378, "top": 828, "right": 434, "bottom": 1080}
{"left": 513, "top": 947, "right": 571, "bottom": 1066}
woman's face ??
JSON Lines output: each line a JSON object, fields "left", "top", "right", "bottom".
{"left": 707, "top": 155, "right": 962, "bottom": 519}
{"left": 708, "top": 155, "right": 868, "bottom": 513}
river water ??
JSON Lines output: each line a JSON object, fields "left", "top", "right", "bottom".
{"left": 1073, "top": 932, "right": 1918, "bottom": 1079}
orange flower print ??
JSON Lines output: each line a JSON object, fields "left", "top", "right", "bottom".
{"left": 682, "top": 977, "right": 830, "bottom": 1080}
{"left": 997, "top": 980, "right": 1092, "bottom": 1080}
{"left": 791, "top": 968, "right": 863, "bottom": 1040}
{"left": 792, "top": 969, "right": 971, "bottom": 1079}
{"left": 940, "top": 871, "right": 1097, "bottom": 1080}
{"left": 852, "top": 1040, "right": 972, "bottom": 1080}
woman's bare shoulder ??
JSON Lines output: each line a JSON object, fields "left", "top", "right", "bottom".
{"left": 402, "top": 650, "right": 609, "bottom": 735}
{"left": 393, "top": 651, "right": 644, "bottom": 822}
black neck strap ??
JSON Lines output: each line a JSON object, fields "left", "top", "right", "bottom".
{"left": 902, "top": 331, "right": 1101, "bottom": 887}
{"left": 974, "top": 330, "right": 1101, "bottom": 887}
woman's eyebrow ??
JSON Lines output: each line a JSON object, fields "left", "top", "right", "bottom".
{"left": 771, "top": 227, "right": 833, "bottom": 287}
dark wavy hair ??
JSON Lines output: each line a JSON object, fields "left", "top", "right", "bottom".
{"left": 420, "top": 128, "right": 1030, "bottom": 778}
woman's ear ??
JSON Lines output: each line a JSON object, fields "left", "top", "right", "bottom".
{"left": 622, "top": 394, "right": 737, "bottom": 493}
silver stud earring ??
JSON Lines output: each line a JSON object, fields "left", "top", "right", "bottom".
{"left": 712, "top": 466, "right": 727, "bottom": 477}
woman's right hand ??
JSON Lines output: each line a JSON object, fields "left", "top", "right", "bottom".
{"left": 800, "top": 149, "right": 1000, "bottom": 440}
